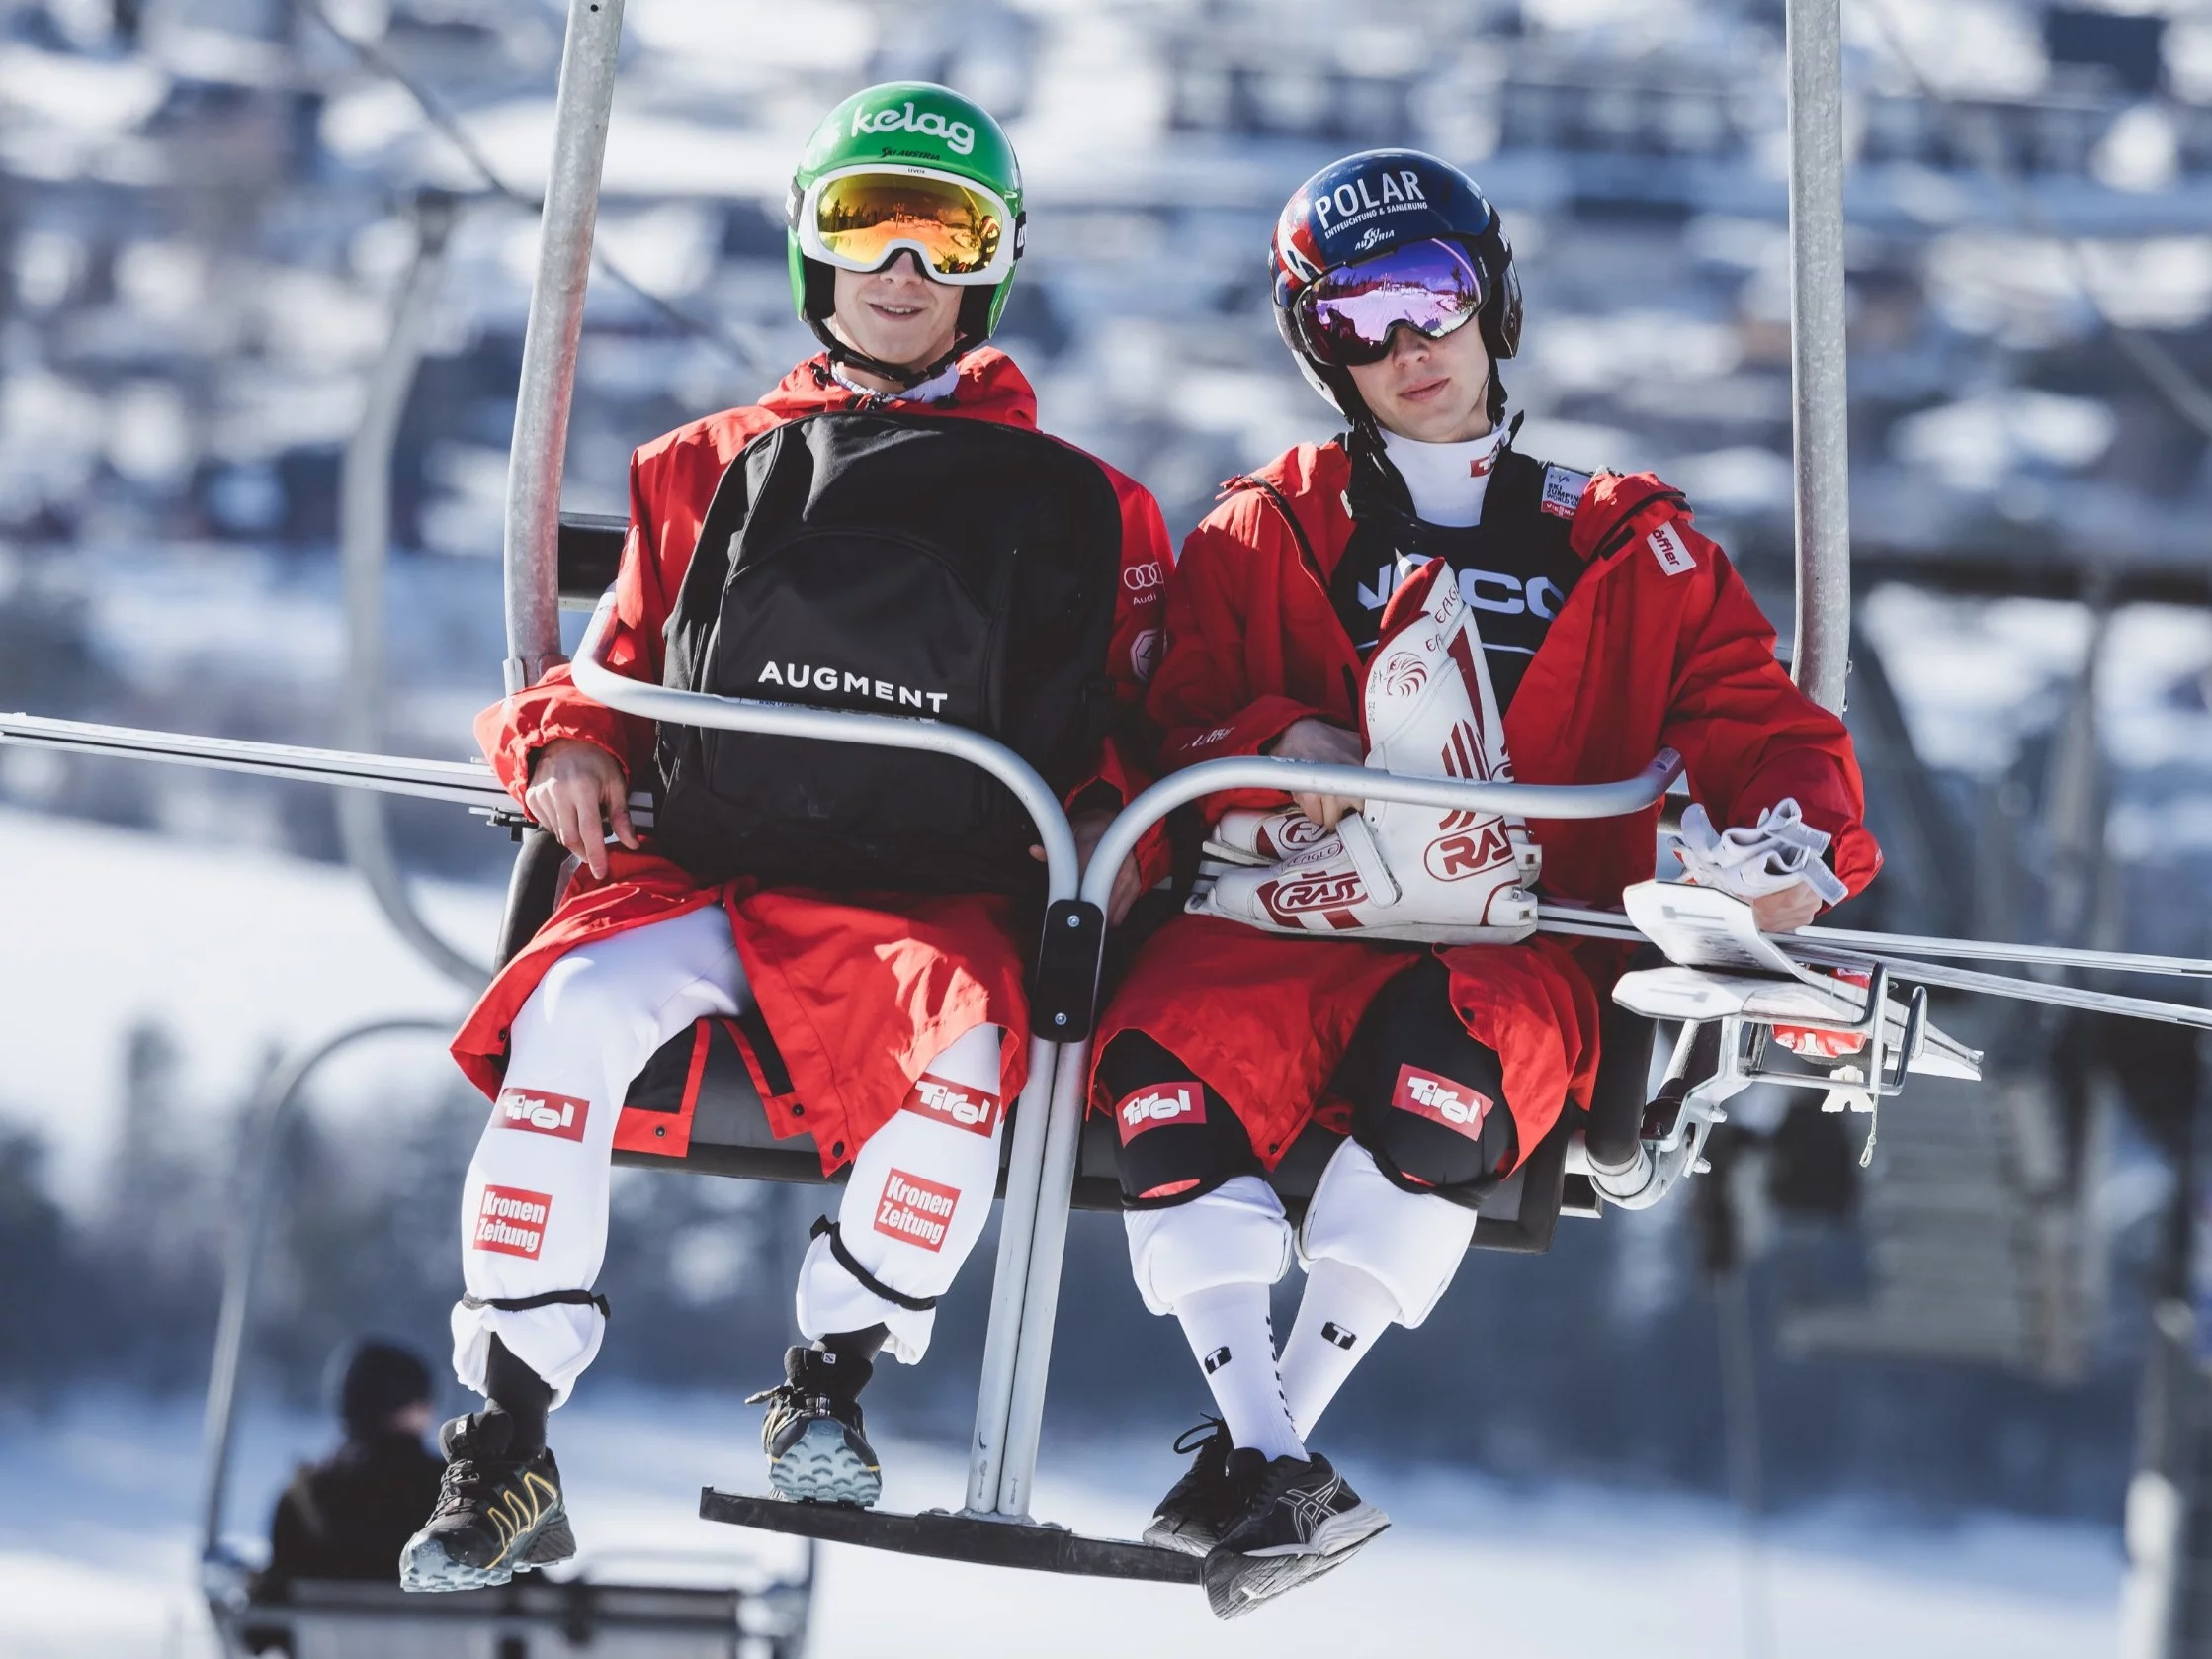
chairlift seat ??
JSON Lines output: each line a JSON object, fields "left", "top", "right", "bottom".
{"left": 542, "top": 513, "right": 1654, "bottom": 1257}
{"left": 223, "top": 1573, "right": 762, "bottom": 1659}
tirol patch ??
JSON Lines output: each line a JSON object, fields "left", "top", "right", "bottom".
{"left": 875, "top": 1169, "right": 959, "bottom": 1252}
{"left": 901, "top": 1076, "right": 1000, "bottom": 1138}
{"left": 1540, "top": 464, "right": 1589, "bottom": 519}
{"left": 1390, "top": 1064, "right": 1495, "bottom": 1139}
{"left": 492, "top": 1088, "right": 588, "bottom": 1143}
{"left": 1647, "top": 521, "right": 1696, "bottom": 576}
{"left": 472, "top": 1184, "right": 552, "bottom": 1259}
{"left": 1115, "top": 1083, "right": 1206, "bottom": 1144}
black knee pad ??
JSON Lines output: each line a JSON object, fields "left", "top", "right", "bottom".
{"left": 1095, "top": 1032, "right": 1261, "bottom": 1207}
{"left": 1334, "top": 957, "right": 1519, "bottom": 1210}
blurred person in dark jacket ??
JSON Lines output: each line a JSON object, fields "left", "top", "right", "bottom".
{"left": 259, "top": 1339, "right": 445, "bottom": 1585}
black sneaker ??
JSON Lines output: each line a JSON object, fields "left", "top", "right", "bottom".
{"left": 746, "top": 1346, "right": 882, "bottom": 1507}
{"left": 398, "top": 1411, "right": 575, "bottom": 1593}
{"left": 1201, "top": 1449, "right": 1389, "bottom": 1619}
{"left": 1143, "top": 1419, "right": 1238, "bottom": 1556}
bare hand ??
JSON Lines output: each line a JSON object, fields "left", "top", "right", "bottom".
{"left": 1750, "top": 880, "right": 1824, "bottom": 933}
{"left": 1265, "top": 717, "right": 1365, "bottom": 830}
{"left": 1030, "top": 807, "right": 1144, "bottom": 924}
{"left": 525, "top": 738, "right": 638, "bottom": 881}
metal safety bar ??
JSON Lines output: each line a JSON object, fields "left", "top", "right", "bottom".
{"left": 569, "top": 593, "right": 1684, "bottom": 1520}
{"left": 988, "top": 743, "right": 1688, "bottom": 1515}
{"left": 567, "top": 595, "right": 1076, "bottom": 1520}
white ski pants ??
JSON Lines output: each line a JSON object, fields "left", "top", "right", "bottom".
{"left": 453, "top": 906, "right": 1005, "bottom": 1405}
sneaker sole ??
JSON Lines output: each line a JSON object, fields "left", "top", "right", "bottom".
{"left": 398, "top": 1507, "right": 574, "bottom": 1593}
{"left": 768, "top": 1418, "right": 883, "bottom": 1507}
{"left": 1142, "top": 1517, "right": 1219, "bottom": 1557}
{"left": 1202, "top": 1503, "right": 1391, "bottom": 1619}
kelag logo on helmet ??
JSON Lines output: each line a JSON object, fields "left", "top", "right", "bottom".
{"left": 851, "top": 99, "right": 976, "bottom": 156}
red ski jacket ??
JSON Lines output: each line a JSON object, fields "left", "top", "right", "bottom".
{"left": 455, "top": 350, "right": 1174, "bottom": 1171}
{"left": 1096, "top": 438, "right": 1880, "bottom": 1166}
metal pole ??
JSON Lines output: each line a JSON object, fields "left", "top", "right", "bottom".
{"left": 337, "top": 192, "right": 488, "bottom": 991}
{"left": 1786, "top": 0, "right": 1852, "bottom": 715}
{"left": 197, "top": 1019, "right": 454, "bottom": 1564}
{"left": 502, "top": 0, "right": 625, "bottom": 693}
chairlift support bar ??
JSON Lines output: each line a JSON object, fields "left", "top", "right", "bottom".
{"left": 503, "top": 0, "right": 624, "bottom": 693}
{"left": 1786, "top": 0, "right": 1852, "bottom": 715}
{"left": 0, "top": 713, "right": 545, "bottom": 812}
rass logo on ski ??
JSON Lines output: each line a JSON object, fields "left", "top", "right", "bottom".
{"left": 756, "top": 660, "right": 953, "bottom": 714}
{"left": 1424, "top": 820, "right": 1515, "bottom": 884}
{"left": 851, "top": 100, "right": 976, "bottom": 156}
{"left": 492, "top": 1088, "right": 589, "bottom": 1142}
{"left": 902, "top": 1076, "right": 1000, "bottom": 1137}
{"left": 472, "top": 1184, "right": 553, "bottom": 1259}
{"left": 1260, "top": 869, "right": 1368, "bottom": 924}
{"left": 1391, "top": 1066, "right": 1493, "bottom": 1138}
{"left": 875, "top": 1168, "right": 959, "bottom": 1252}
{"left": 1115, "top": 1083, "right": 1205, "bottom": 1144}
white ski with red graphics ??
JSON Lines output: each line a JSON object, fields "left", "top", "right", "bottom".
{"left": 1609, "top": 881, "right": 1983, "bottom": 1081}
{"left": 1190, "top": 558, "right": 1538, "bottom": 943}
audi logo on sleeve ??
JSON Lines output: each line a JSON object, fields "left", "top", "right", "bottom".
{"left": 1390, "top": 1065, "right": 1494, "bottom": 1139}
{"left": 1122, "top": 561, "right": 1164, "bottom": 592}
{"left": 1114, "top": 1083, "right": 1206, "bottom": 1144}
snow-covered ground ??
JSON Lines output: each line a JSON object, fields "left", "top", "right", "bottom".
{"left": 0, "top": 804, "right": 495, "bottom": 1208}
{"left": 0, "top": 1388, "right": 2122, "bottom": 1659}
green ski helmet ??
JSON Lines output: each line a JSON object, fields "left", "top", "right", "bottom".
{"left": 786, "top": 82, "right": 1026, "bottom": 385}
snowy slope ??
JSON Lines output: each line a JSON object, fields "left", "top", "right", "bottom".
{"left": 0, "top": 1389, "right": 2121, "bottom": 1659}
{"left": 0, "top": 806, "right": 495, "bottom": 1207}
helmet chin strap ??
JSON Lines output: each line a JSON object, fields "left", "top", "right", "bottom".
{"left": 808, "top": 316, "right": 969, "bottom": 393}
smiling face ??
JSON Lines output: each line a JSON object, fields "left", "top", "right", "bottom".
{"left": 829, "top": 252, "right": 964, "bottom": 389}
{"left": 1343, "top": 314, "right": 1493, "bottom": 443}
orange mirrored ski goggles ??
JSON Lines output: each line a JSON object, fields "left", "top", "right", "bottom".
{"left": 797, "top": 166, "right": 1014, "bottom": 286}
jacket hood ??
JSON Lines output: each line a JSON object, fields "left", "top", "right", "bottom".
{"left": 756, "top": 347, "right": 1039, "bottom": 429}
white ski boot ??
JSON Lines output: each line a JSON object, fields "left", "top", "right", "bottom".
{"left": 1192, "top": 559, "right": 1539, "bottom": 944}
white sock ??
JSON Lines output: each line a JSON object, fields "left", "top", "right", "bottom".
{"left": 1171, "top": 1282, "right": 1305, "bottom": 1461}
{"left": 1279, "top": 1258, "right": 1403, "bottom": 1441}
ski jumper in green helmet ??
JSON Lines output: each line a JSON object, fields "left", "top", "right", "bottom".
{"left": 786, "top": 82, "right": 1026, "bottom": 389}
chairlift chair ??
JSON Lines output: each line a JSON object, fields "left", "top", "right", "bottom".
{"left": 10, "top": 0, "right": 2212, "bottom": 1613}
{"left": 195, "top": 1023, "right": 818, "bottom": 1658}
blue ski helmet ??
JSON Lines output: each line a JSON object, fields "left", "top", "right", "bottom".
{"left": 1270, "top": 149, "right": 1521, "bottom": 425}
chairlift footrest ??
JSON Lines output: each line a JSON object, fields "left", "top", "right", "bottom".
{"left": 698, "top": 1489, "right": 1202, "bottom": 1582}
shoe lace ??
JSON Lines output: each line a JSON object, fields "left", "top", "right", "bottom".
{"left": 1171, "top": 1417, "right": 1228, "bottom": 1457}
{"left": 746, "top": 1380, "right": 861, "bottom": 1432}
{"left": 429, "top": 1458, "right": 496, "bottom": 1520}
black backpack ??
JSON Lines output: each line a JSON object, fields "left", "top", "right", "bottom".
{"left": 652, "top": 409, "right": 1125, "bottom": 894}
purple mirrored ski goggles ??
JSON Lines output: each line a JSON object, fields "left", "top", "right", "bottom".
{"left": 1296, "top": 238, "right": 1487, "bottom": 367}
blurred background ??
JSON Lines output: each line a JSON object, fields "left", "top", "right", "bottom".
{"left": 2, "top": 0, "right": 2210, "bottom": 1653}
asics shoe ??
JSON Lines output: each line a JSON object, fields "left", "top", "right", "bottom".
{"left": 1143, "top": 1419, "right": 1239, "bottom": 1556}
{"left": 1201, "top": 1448, "right": 1389, "bottom": 1619}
